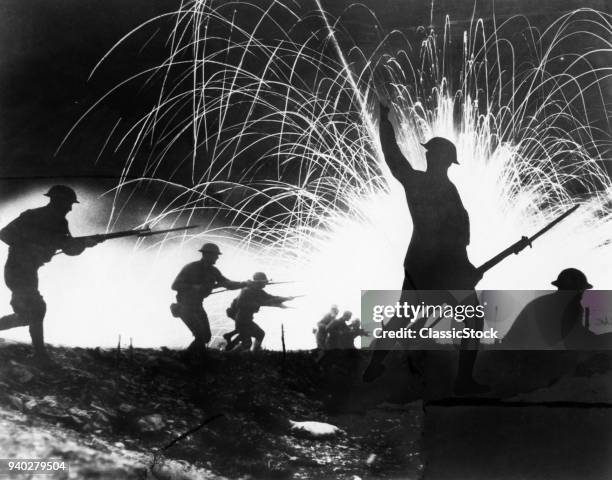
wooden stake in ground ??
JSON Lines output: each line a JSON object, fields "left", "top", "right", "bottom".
{"left": 281, "top": 323, "right": 287, "bottom": 369}
{"left": 116, "top": 334, "right": 121, "bottom": 362}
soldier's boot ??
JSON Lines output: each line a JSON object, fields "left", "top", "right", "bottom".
{"left": 223, "top": 331, "right": 237, "bottom": 351}
{"left": 29, "top": 322, "right": 56, "bottom": 368}
{"left": 0, "top": 313, "right": 28, "bottom": 330}
{"left": 252, "top": 338, "right": 263, "bottom": 352}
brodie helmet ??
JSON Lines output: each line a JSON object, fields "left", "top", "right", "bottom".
{"left": 44, "top": 185, "right": 79, "bottom": 203}
{"left": 421, "top": 137, "right": 458, "bottom": 164}
{"left": 551, "top": 268, "right": 593, "bottom": 290}
{"left": 199, "top": 243, "right": 221, "bottom": 255}
{"left": 252, "top": 272, "right": 269, "bottom": 283}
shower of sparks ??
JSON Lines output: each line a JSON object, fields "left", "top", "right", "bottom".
{"left": 60, "top": 1, "right": 612, "bottom": 348}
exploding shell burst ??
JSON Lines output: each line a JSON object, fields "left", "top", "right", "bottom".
{"left": 65, "top": 1, "right": 612, "bottom": 347}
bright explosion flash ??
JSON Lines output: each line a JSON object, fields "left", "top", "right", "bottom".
{"left": 59, "top": 1, "right": 612, "bottom": 349}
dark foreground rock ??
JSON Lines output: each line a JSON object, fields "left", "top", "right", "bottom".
{"left": 0, "top": 343, "right": 423, "bottom": 479}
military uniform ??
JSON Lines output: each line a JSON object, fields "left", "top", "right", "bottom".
{"left": 172, "top": 260, "right": 240, "bottom": 353}
{"left": 315, "top": 312, "right": 336, "bottom": 349}
{"left": 364, "top": 107, "right": 485, "bottom": 393}
{"left": 325, "top": 316, "right": 351, "bottom": 350}
{"left": 0, "top": 189, "right": 87, "bottom": 358}
{"left": 504, "top": 270, "right": 612, "bottom": 349}
{"left": 231, "top": 285, "right": 286, "bottom": 350}
{"left": 378, "top": 108, "right": 478, "bottom": 290}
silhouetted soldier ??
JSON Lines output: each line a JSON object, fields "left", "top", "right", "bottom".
{"left": 325, "top": 310, "right": 352, "bottom": 350}
{"left": 314, "top": 304, "right": 339, "bottom": 349}
{"left": 171, "top": 243, "right": 247, "bottom": 357}
{"left": 342, "top": 318, "right": 369, "bottom": 349}
{"left": 226, "top": 272, "right": 293, "bottom": 351}
{"left": 364, "top": 102, "right": 485, "bottom": 394}
{"left": 0, "top": 186, "right": 101, "bottom": 364}
{"left": 503, "top": 268, "right": 612, "bottom": 349}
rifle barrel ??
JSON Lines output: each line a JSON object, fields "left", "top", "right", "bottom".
{"left": 137, "top": 225, "right": 199, "bottom": 237}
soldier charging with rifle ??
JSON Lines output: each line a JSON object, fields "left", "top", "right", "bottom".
{"left": 170, "top": 243, "right": 251, "bottom": 358}
{"left": 0, "top": 185, "right": 196, "bottom": 366}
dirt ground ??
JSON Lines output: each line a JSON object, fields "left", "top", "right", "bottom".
{"left": 1, "top": 341, "right": 611, "bottom": 479}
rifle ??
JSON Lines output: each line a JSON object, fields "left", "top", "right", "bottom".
{"left": 209, "top": 280, "right": 296, "bottom": 296}
{"left": 476, "top": 205, "right": 579, "bottom": 276}
{"left": 57, "top": 224, "right": 199, "bottom": 254}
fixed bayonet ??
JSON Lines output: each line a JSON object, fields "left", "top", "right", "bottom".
{"left": 477, "top": 205, "right": 579, "bottom": 276}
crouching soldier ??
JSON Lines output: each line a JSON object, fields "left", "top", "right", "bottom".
{"left": 225, "top": 272, "right": 294, "bottom": 351}
{"left": 171, "top": 243, "right": 248, "bottom": 357}
{"left": 0, "top": 186, "right": 101, "bottom": 364}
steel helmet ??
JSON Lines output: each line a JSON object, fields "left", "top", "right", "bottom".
{"left": 551, "top": 268, "right": 593, "bottom": 290}
{"left": 252, "top": 272, "right": 268, "bottom": 283}
{"left": 44, "top": 185, "right": 79, "bottom": 203}
{"left": 421, "top": 137, "right": 458, "bottom": 164}
{"left": 199, "top": 242, "right": 221, "bottom": 255}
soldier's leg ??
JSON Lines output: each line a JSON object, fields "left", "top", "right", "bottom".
{"left": 201, "top": 308, "right": 212, "bottom": 344}
{"left": 223, "top": 329, "right": 240, "bottom": 351}
{"left": 0, "top": 313, "right": 29, "bottom": 330}
{"left": 235, "top": 334, "right": 252, "bottom": 351}
{"left": 15, "top": 292, "right": 47, "bottom": 357}
{"left": 230, "top": 313, "right": 254, "bottom": 351}
{"left": 251, "top": 322, "right": 265, "bottom": 351}
{"left": 454, "top": 294, "right": 488, "bottom": 395}
{"left": 364, "top": 275, "right": 418, "bottom": 381}
{"left": 0, "top": 290, "right": 32, "bottom": 330}
{"left": 179, "top": 305, "right": 207, "bottom": 354}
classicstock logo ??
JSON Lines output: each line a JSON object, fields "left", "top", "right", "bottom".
{"left": 360, "top": 290, "right": 612, "bottom": 350}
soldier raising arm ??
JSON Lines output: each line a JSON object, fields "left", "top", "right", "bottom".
{"left": 378, "top": 102, "right": 417, "bottom": 184}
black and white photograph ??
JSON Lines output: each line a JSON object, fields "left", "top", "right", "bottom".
{"left": 0, "top": 0, "right": 611, "bottom": 478}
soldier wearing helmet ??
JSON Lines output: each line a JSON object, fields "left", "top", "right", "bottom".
{"left": 551, "top": 268, "right": 593, "bottom": 290}
{"left": 0, "top": 185, "right": 101, "bottom": 364}
{"left": 503, "top": 268, "right": 612, "bottom": 349}
{"left": 224, "top": 272, "right": 294, "bottom": 351}
{"left": 364, "top": 100, "right": 485, "bottom": 394}
{"left": 314, "top": 304, "right": 339, "bottom": 349}
{"left": 325, "top": 310, "right": 352, "bottom": 350}
{"left": 170, "top": 242, "right": 248, "bottom": 357}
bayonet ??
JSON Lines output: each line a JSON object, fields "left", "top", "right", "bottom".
{"left": 477, "top": 205, "right": 579, "bottom": 276}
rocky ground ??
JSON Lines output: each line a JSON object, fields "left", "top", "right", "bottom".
{"left": 0, "top": 342, "right": 423, "bottom": 479}
{"left": 2, "top": 340, "right": 612, "bottom": 480}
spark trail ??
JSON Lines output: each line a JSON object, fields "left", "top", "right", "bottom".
{"left": 64, "top": 1, "right": 612, "bottom": 347}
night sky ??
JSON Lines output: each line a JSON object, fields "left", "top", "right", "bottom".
{"left": 0, "top": 0, "right": 610, "bottom": 349}
{"left": 0, "top": 0, "right": 609, "bottom": 202}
